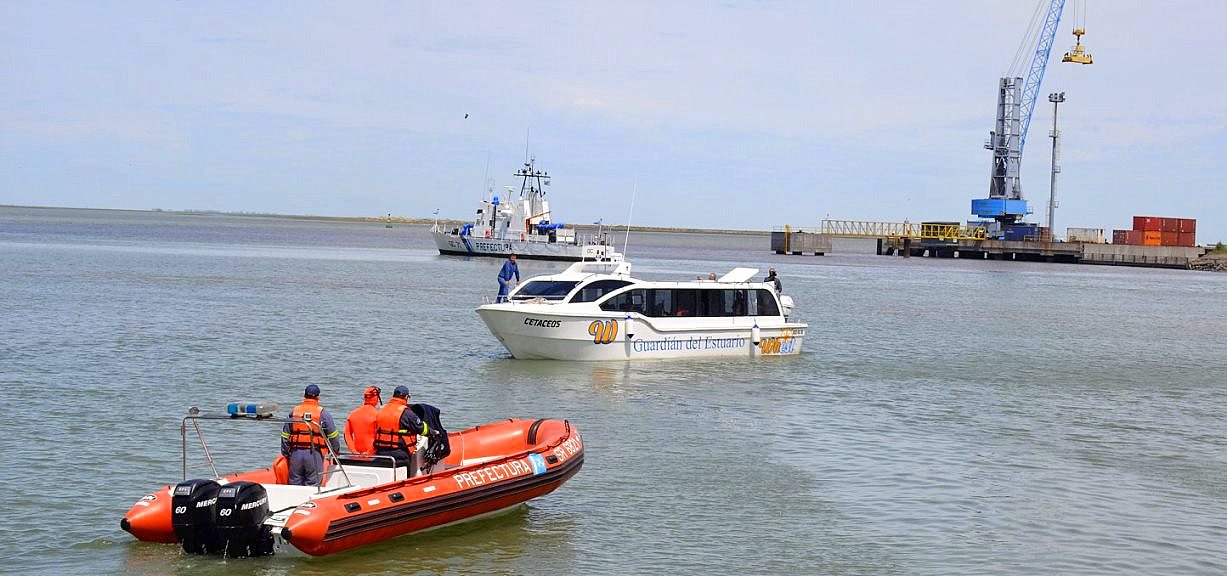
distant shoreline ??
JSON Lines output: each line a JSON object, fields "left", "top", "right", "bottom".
{"left": 1, "top": 204, "right": 771, "bottom": 236}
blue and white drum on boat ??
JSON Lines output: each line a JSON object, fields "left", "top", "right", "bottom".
{"left": 227, "top": 402, "right": 278, "bottom": 418}
{"left": 476, "top": 257, "right": 806, "bottom": 361}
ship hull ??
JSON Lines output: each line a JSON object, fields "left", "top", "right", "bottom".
{"left": 477, "top": 307, "right": 806, "bottom": 360}
{"left": 433, "top": 231, "right": 614, "bottom": 261}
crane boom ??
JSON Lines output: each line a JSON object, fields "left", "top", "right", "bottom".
{"left": 974, "top": 0, "right": 1066, "bottom": 226}
{"left": 1019, "top": 0, "right": 1065, "bottom": 153}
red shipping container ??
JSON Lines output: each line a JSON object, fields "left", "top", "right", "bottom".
{"left": 1179, "top": 218, "right": 1197, "bottom": 233}
{"left": 1178, "top": 232, "right": 1196, "bottom": 247}
{"left": 1127, "top": 230, "right": 1143, "bottom": 245}
{"left": 1142, "top": 231, "right": 1162, "bottom": 246}
{"left": 1134, "top": 216, "right": 1163, "bottom": 231}
{"left": 1161, "top": 218, "right": 1180, "bottom": 232}
{"left": 1161, "top": 231, "right": 1179, "bottom": 245}
{"left": 1112, "top": 229, "right": 1129, "bottom": 244}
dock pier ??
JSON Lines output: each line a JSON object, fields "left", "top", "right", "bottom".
{"left": 876, "top": 236, "right": 1203, "bottom": 269}
{"left": 771, "top": 226, "right": 831, "bottom": 255}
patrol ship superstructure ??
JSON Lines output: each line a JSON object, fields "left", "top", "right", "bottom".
{"left": 432, "top": 158, "right": 616, "bottom": 261}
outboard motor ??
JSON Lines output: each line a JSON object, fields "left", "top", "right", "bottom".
{"left": 779, "top": 295, "right": 795, "bottom": 319}
{"left": 214, "top": 481, "right": 275, "bottom": 557}
{"left": 412, "top": 403, "right": 450, "bottom": 473}
{"left": 171, "top": 478, "right": 223, "bottom": 554}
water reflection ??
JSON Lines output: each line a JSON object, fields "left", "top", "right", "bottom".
{"left": 117, "top": 504, "right": 579, "bottom": 576}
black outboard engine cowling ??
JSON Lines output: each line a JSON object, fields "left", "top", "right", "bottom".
{"left": 171, "top": 478, "right": 223, "bottom": 554}
{"left": 214, "top": 481, "right": 275, "bottom": 557}
{"left": 412, "top": 403, "right": 450, "bottom": 469}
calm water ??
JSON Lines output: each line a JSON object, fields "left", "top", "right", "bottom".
{"left": 2, "top": 206, "right": 1225, "bottom": 575}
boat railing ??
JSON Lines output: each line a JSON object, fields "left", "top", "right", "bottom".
{"left": 181, "top": 405, "right": 354, "bottom": 492}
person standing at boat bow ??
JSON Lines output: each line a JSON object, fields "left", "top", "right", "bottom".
{"left": 281, "top": 384, "right": 342, "bottom": 486}
{"left": 496, "top": 253, "right": 520, "bottom": 302}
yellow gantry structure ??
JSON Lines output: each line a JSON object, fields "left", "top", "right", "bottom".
{"left": 820, "top": 220, "right": 988, "bottom": 240}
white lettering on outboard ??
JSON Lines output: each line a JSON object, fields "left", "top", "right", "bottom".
{"left": 196, "top": 497, "right": 217, "bottom": 509}
{"left": 239, "top": 496, "right": 268, "bottom": 511}
{"left": 453, "top": 458, "right": 533, "bottom": 489}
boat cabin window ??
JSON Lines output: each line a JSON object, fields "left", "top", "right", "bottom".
{"left": 569, "top": 280, "right": 634, "bottom": 303}
{"left": 512, "top": 280, "right": 580, "bottom": 301}
{"left": 753, "top": 289, "right": 781, "bottom": 317}
{"left": 598, "top": 288, "right": 783, "bottom": 317}
{"left": 598, "top": 288, "right": 648, "bottom": 314}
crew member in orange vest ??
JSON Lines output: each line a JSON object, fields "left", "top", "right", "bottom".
{"left": 344, "top": 386, "right": 381, "bottom": 454}
{"left": 373, "top": 385, "right": 428, "bottom": 467}
{"left": 280, "top": 384, "right": 342, "bottom": 485}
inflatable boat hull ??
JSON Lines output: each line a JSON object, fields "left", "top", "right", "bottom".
{"left": 121, "top": 418, "right": 583, "bottom": 556}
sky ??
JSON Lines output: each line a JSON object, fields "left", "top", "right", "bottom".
{"left": 3, "top": 1, "right": 1225, "bottom": 241}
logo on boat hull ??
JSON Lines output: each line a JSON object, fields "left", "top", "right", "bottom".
{"left": 588, "top": 319, "right": 619, "bottom": 344}
{"left": 527, "top": 453, "right": 548, "bottom": 476}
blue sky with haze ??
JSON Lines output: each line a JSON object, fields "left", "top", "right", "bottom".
{"left": 3, "top": 2, "right": 1224, "bottom": 241}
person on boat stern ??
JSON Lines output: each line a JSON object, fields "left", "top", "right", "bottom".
{"left": 374, "top": 385, "right": 429, "bottom": 467}
{"left": 343, "top": 386, "right": 381, "bottom": 454}
{"left": 764, "top": 268, "right": 781, "bottom": 292}
{"left": 280, "top": 384, "right": 342, "bottom": 486}
{"left": 496, "top": 253, "right": 520, "bottom": 302}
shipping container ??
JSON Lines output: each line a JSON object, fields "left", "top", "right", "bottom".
{"left": 1133, "top": 216, "right": 1163, "bottom": 231}
{"left": 1142, "top": 230, "right": 1162, "bottom": 246}
{"left": 1160, "top": 231, "right": 1180, "bottom": 246}
{"left": 1003, "top": 223, "right": 1039, "bottom": 242}
{"left": 1160, "top": 218, "right": 1180, "bottom": 233}
{"left": 1112, "top": 229, "right": 1130, "bottom": 244}
{"left": 1127, "top": 230, "right": 1143, "bottom": 245}
{"left": 1066, "top": 227, "right": 1106, "bottom": 243}
{"left": 1178, "top": 232, "right": 1196, "bottom": 247}
{"left": 1179, "top": 218, "right": 1197, "bottom": 233}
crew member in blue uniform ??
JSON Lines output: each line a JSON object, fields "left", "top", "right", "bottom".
{"left": 280, "top": 384, "right": 342, "bottom": 486}
{"left": 496, "top": 253, "right": 520, "bottom": 302}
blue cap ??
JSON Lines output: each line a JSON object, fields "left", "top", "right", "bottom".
{"left": 304, "top": 384, "right": 321, "bottom": 398}
{"left": 393, "top": 385, "right": 409, "bottom": 398}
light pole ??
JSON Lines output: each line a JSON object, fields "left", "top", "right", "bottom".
{"left": 1047, "top": 92, "right": 1065, "bottom": 242}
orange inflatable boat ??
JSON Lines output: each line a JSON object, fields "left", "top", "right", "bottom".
{"left": 121, "top": 404, "right": 583, "bottom": 557}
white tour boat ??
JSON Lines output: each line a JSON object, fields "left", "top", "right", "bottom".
{"left": 476, "top": 258, "right": 806, "bottom": 360}
{"left": 432, "top": 158, "right": 616, "bottom": 261}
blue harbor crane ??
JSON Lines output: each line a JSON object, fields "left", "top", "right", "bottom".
{"left": 973, "top": 0, "right": 1085, "bottom": 235}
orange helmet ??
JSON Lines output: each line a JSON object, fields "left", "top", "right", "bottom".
{"left": 363, "top": 386, "right": 381, "bottom": 400}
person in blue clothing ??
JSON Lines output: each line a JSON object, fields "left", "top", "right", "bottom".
{"left": 496, "top": 253, "right": 520, "bottom": 302}
{"left": 280, "top": 384, "right": 342, "bottom": 486}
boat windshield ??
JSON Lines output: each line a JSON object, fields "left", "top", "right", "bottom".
{"left": 569, "top": 280, "right": 634, "bottom": 303}
{"left": 512, "top": 280, "right": 580, "bottom": 301}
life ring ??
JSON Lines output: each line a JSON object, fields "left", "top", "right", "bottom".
{"left": 484, "top": 229, "right": 491, "bottom": 239}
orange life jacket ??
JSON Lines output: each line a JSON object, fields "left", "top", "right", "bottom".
{"left": 344, "top": 403, "right": 379, "bottom": 454}
{"left": 287, "top": 399, "right": 330, "bottom": 452}
{"left": 373, "top": 398, "right": 417, "bottom": 453}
